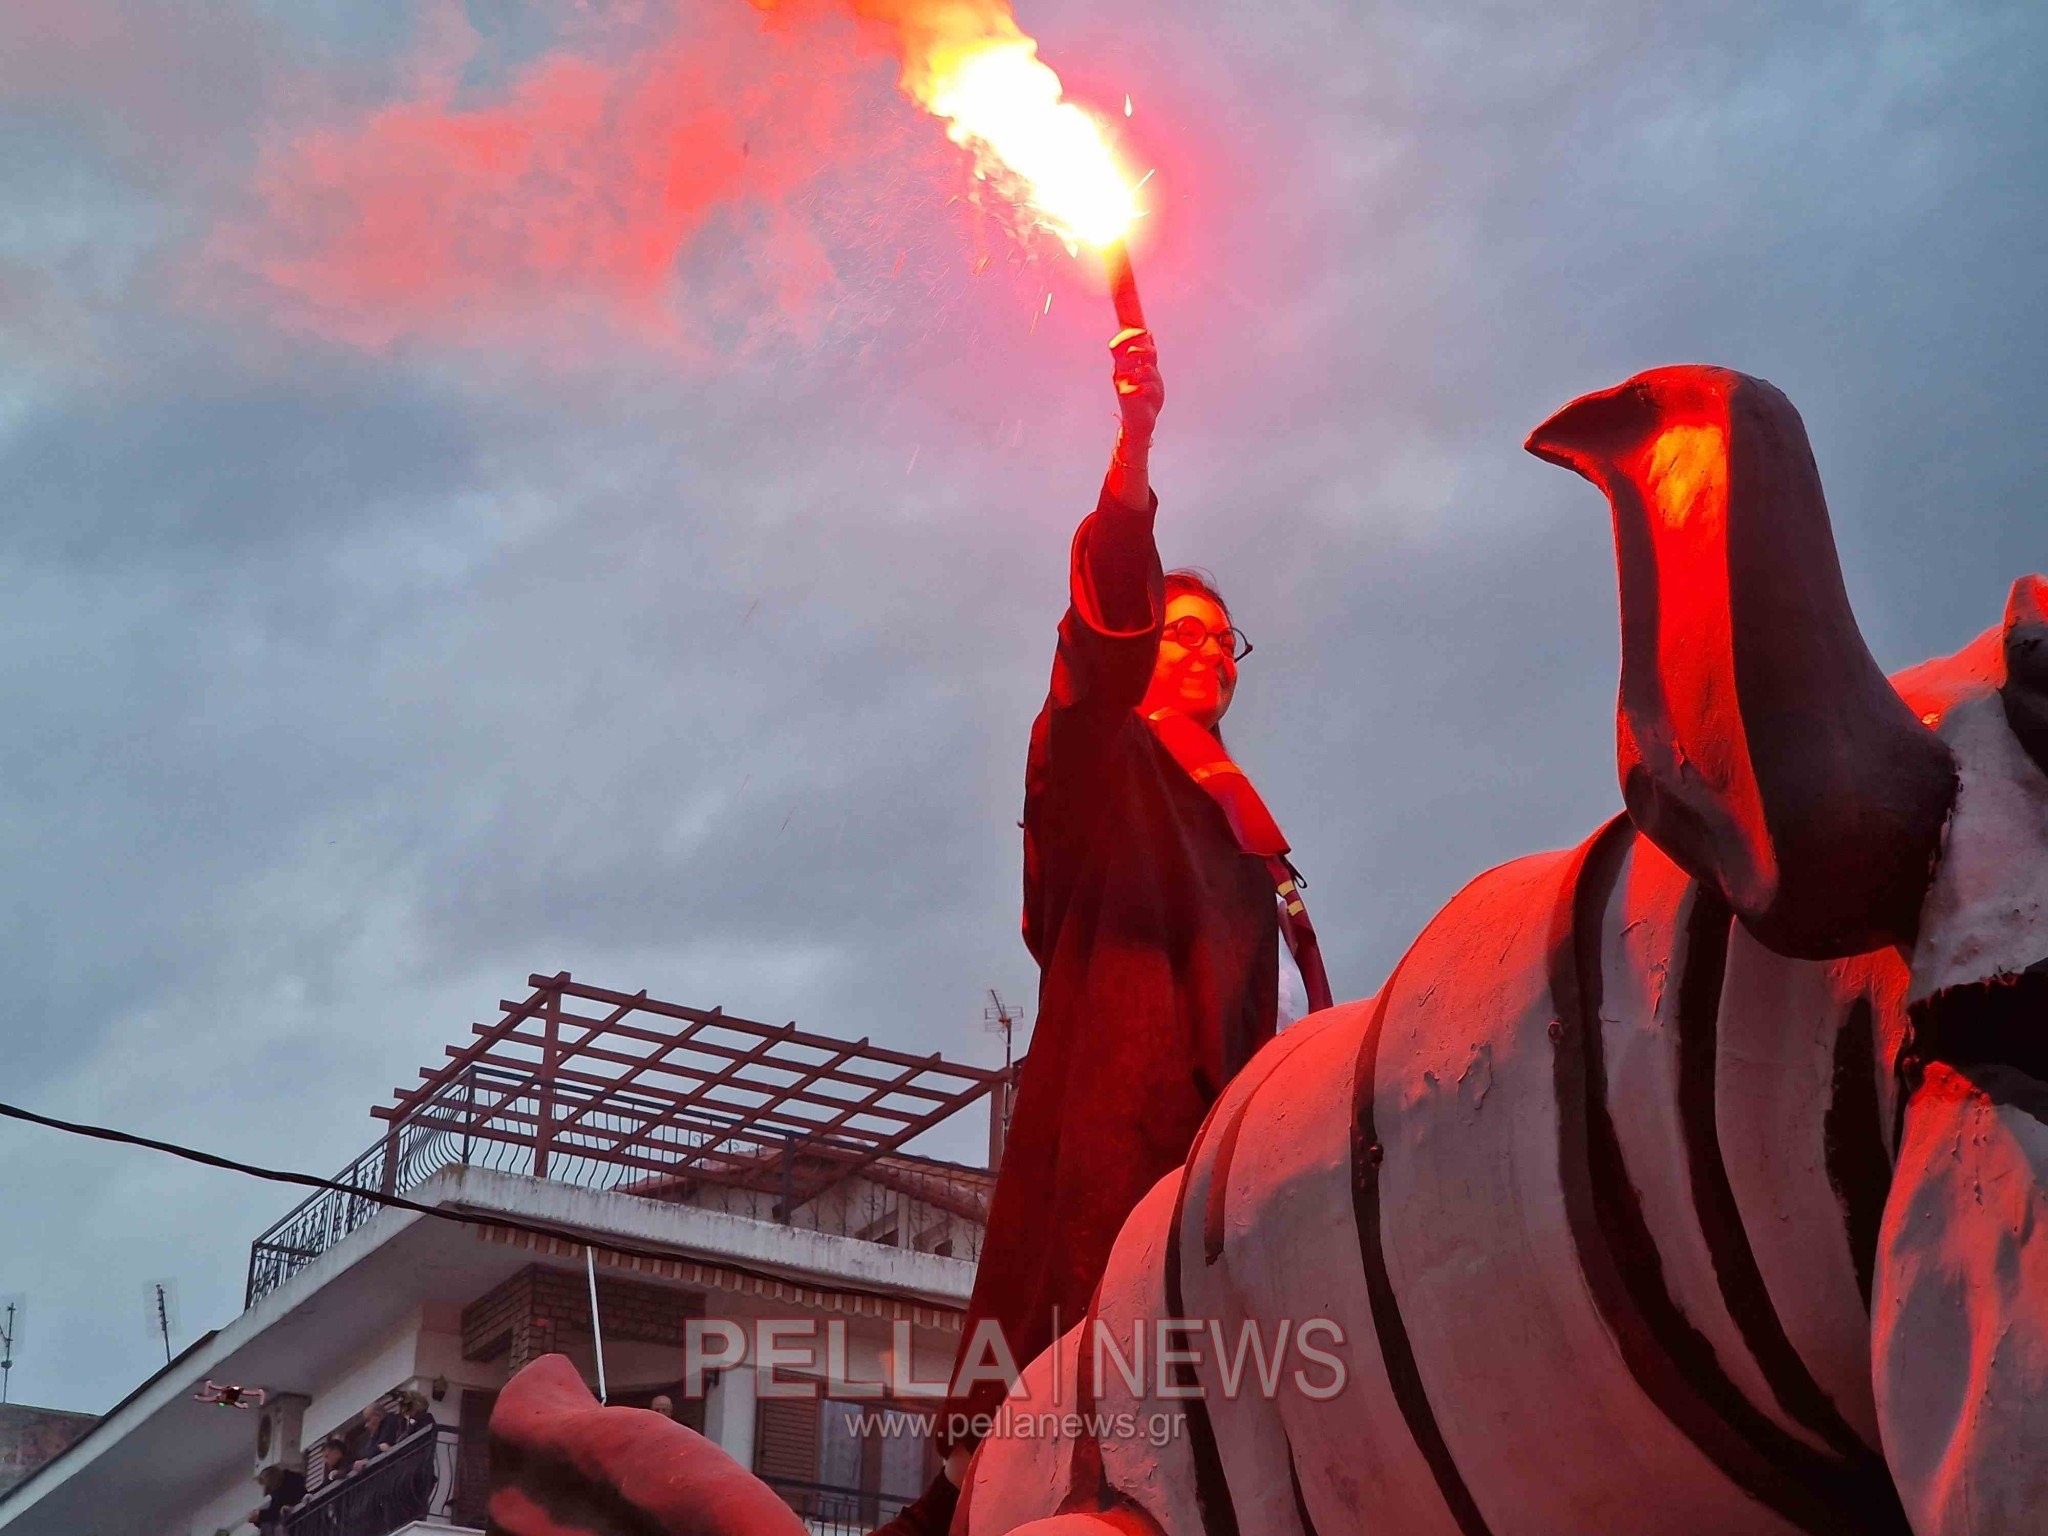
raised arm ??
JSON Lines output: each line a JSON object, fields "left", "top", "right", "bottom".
{"left": 1050, "top": 329, "right": 1168, "bottom": 715}
{"left": 1022, "top": 331, "right": 1170, "bottom": 959}
{"left": 1103, "top": 327, "right": 1161, "bottom": 515}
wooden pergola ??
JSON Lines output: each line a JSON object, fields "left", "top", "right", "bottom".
{"left": 370, "top": 972, "right": 1005, "bottom": 1216}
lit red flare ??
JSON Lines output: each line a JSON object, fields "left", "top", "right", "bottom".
{"left": 759, "top": 0, "right": 1146, "bottom": 279}
{"left": 920, "top": 36, "right": 1138, "bottom": 250}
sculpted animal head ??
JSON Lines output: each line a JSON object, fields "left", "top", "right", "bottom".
{"left": 490, "top": 1355, "right": 808, "bottom": 1536}
{"left": 1527, "top": 366, "right": 2048, "bottom": 1077}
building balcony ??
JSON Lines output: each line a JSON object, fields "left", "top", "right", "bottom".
{"left": 248, "top": 973, "right": 1007, "bottom": 1307}
{"left": 283, "top": 1425, "right": 450, "bottom": 1536}
{"left": 763, "top": 1474, "right": 923, "bottom": 1535}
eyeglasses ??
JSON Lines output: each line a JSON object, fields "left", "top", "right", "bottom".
{"left": 1162, "top": 616, "right": 1253, "bottom": 661}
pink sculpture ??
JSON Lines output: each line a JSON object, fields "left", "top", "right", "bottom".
{"left": 489, "top": 367, "right": 2048, "bottom": 1536}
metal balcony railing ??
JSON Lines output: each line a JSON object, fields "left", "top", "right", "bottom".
{"left": 282, "top": 1425, "right": 450, "bottom": 1536}
{"left": 761, "top": 1474, "right": 923, "bottom": 1535}
{"left": 245, "top": 975, "right": 1001, "bottom": 1306}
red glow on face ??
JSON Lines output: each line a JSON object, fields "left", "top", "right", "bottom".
{"left": 1143, "top": 592, "right": 1237, "bottom": 729}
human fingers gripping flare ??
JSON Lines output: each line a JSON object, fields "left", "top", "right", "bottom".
{"left": 1110, "top": 327, "right": 1163, "bottom": 440}
{"left": 1102, "top": 328, "right": 1160, "bottom": 513}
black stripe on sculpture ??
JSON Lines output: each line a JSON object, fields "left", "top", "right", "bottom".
{"left": 1204, "top": 1023, "right": 1328, "bottom": 1266}
{"left": 1550, "top": 819, "right": 1909, "bottom": 1536}
{"left": 1285, "top": 1437, "right": 1323, "bottom": 1536}
{"left": 1057, "top": 1310, "right": 1174, "bottom": 1536}
{"left": 1347, "top": 956, "right": 1495, "bottom": 1536}
{"left": 1058, "top": 1280, "right": 1112, "bottom": 1515}
{"left": 1195, "top": 1020, "right": 1336, "bottom": 1534}
{"left": 491, "top": 1439, "right": 681, "bottom": 1536}
{"left": 1161, "top": 1099, "right": 1243, "bottom": 1536}
{"left": 1823, "top": 998, "right": 1892, "bottom": 1312}
{"left": 1675, "top": 892, "right": 1896, "bottom": 1478}
{"left": 1056, "top": 1083, "right": 1236, "bottom": 1536}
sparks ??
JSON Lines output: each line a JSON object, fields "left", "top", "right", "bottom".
{"left": 914, "top": 38, "right": 1140, "bottom": 249}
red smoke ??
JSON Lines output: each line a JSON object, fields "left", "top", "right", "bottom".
{"left": 219, "top": 3, "right": 969, "bottom": 354}
{"left": 751, "top": 0, "right": 1027, "bottom": 97}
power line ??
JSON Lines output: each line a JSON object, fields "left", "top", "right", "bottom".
{"left": 0, "top": 1098, "right": 950, "bottom": 1312}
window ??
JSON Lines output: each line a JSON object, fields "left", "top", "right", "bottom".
{"left": 757, "top": 1386, "right": 938, "bottom": 1527}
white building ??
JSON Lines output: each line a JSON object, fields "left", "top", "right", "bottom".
{"left": 0, "top": 975, "right": 1005, "bottom": 1536}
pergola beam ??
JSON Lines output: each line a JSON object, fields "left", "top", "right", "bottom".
{"left": 366, "top": 973, "right": 1005, "bottom": 1211}
{"left": 491, "top": 1009, "right": 988, "bottom": 1102}
{"left": 548, "top": 1004, "right": 717, "bottom": 1138}
{"left": 413, "top": 1048, "right": 905, "bottom": 1148}
{"left": 783, "top": 1069, "right": 1001, "bottom": 1212}
{"left": 664, "top": 1039, "right": 868, "bottom": 1180}
{"left": 535, "top": 974, "right": 966, "bottom": 1075}
{"left": 603, "top": 1023, "right": 800, "bottom": 1162}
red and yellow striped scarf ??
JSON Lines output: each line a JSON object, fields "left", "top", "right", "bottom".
{"left": 1145, "top": 708, "right": 1334, "bottom": 1014}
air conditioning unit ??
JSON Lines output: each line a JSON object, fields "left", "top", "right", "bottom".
{"left": 254, "top": 1393, "right": 311, "bottom": 1477}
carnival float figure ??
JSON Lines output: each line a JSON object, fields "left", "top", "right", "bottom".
{"left": 486, "top": 366, "right": 2048, "bottom": 1536}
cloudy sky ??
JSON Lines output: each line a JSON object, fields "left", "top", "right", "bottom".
{"left": 2, "top": 0, "right": 2042, "bottom": 1413}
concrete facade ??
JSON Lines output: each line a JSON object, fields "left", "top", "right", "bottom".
{"left": 0, "top": 1162, "right": 978, "bottom": 1536}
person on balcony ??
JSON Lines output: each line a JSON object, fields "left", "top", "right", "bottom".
{"left": 248, "top": 1462, "right": 306, "bottom": 1534}
{"left": 352, "top": 1397, "right": 405, "bottom": 1471}
{"left": 925, "top": 324, "right": 1331, "bottom": 1485}
{"left": 312, "top": 1438, "right": 350, "bottom": 1492}
{"left": 396, "top": 1389, "right": 437, "bottom": 1441}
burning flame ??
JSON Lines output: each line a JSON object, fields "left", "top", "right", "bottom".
{"left": 916, "top": 37, "right": 1139, "bottom": 248}
{"left": 748, "top": 2, "right": 1143, "bottom": 250}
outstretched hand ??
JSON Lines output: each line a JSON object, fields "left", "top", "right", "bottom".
{"left": 1111, "top": 328, "right": 1163, "bottom": 443}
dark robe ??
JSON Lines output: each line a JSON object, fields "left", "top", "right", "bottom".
{"left": 256, "top": 1467, "right": 307, "bottom": 1533}
{"left": 943, "top": 482, "right": 1280, "bottom": 1436}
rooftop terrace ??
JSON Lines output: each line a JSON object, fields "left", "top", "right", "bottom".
{"left": 247, "top": 972, "right": 1008, "bottom": 1305}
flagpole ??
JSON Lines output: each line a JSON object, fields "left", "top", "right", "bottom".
{"left": 586, "top": 1245, "right": 608, "bottom": 1404}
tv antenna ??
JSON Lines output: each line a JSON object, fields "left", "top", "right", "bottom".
{"left": 0, "top": 1295, "right": 22, "bottom": 1405}
{"left": 984, "top": 990, "right": 1024, "bottom": 1071}
{"left": 983, "top": 991, "right": 1026, "bottom": 1159}
{"left": 145, "top": 1280, "right": 180, "bottom": 1366}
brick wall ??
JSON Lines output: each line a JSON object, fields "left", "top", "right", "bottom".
{"left": 461, "top": 1264, "right": 706, "bottom": 1371}
{"left": 0, "top": 1404, "right": 98, "bottom": 1495}
{"left": 453, "top": 1388, "right": 496, "bottom": 1530}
